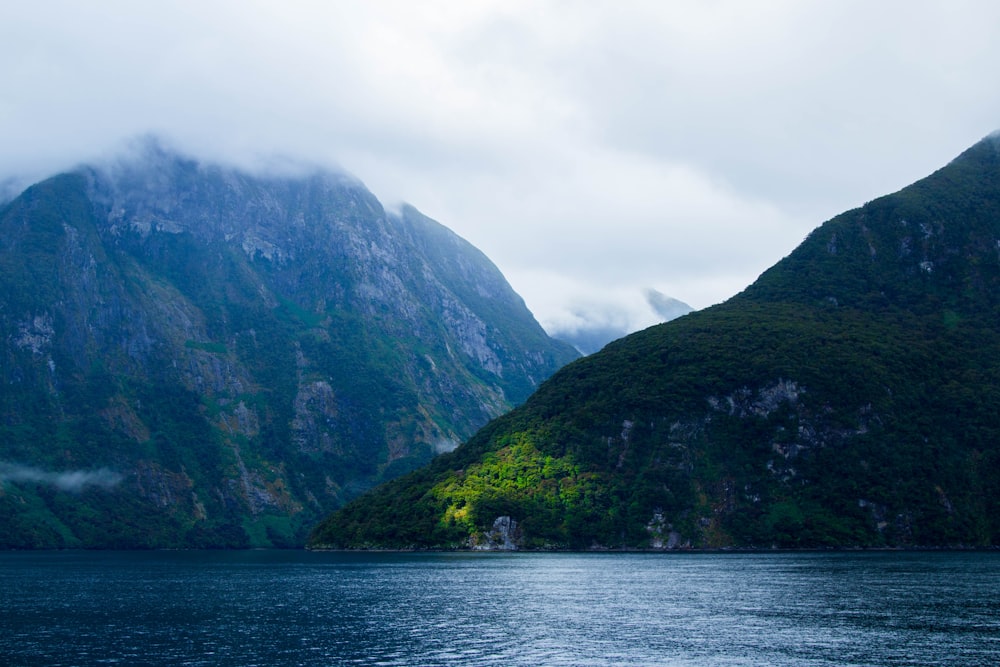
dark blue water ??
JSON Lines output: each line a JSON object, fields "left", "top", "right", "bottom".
{"left": 1, "top": 550, "right": 997, "bottom": 666}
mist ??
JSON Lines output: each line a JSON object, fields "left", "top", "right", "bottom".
{"left": 545, "top": 287, "right": 694, "bottom": 354}
{"left": 0, "top": 462, "right": 123, "bottom": 493}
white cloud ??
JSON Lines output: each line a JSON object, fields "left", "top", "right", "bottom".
{"left": 2, "top": 0, "right": 999, "bottom": 328}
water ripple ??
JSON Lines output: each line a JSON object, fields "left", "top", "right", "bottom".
{"left": 1, "top": 550, "right": 998, "bottom": 666}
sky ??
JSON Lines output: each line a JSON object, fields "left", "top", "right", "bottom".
{"left": 3, "top": 1, "right": 1000, "bottom": 338}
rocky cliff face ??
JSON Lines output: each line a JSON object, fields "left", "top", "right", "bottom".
{"left": 0, "top": 142, "right": 578, "bottom": 548}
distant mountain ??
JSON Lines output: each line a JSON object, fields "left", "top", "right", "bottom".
{"left": 0, "top": 141, "right": 579, "bottom": 548}
{"left": 0, "top": 176, "right": 27, "bottom": 206}
{"left": 310, "top": 134, "right": 1000, "bottom": 550}
{"left": 645, "top": 288, "right": 693, "bottom": 321}
{"left": 552, "top": 289, "right": 694, "bottom": 355}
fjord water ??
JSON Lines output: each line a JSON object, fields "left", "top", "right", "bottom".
{"left": 1, "top": 551, "right": 997, "bottom": 666}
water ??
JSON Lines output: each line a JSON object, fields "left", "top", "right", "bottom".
{"left": 1, "top": 550, "right": 998, "bottom": 666}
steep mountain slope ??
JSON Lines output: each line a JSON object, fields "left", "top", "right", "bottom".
{"left": 310, "top": 134, "right": 1000, "bottom": 550}
{"left": 0, "top": 143, "right": 578, "bottom": 548}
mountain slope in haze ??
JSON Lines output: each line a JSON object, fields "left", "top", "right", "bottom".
{"left": 310, "top": 134, "right": 1000, "bottom": 550}
{"left": 0, "top": 142, "right": 579, "bottom": 548}
{"left": 553, "top": 289, "right": 694, "bottom": 355}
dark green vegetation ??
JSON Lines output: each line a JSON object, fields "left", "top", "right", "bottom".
{"left": 0, "top": 142, "right": 578, "bottom": 548}
{"left": 311, "top": 134, "right": 1000, "bottom": 550}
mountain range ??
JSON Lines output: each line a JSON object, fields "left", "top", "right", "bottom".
{"left": 0, "top": 141, "right": 579, "bottom": 548}
{"left": 310, "top": 133, "right": 1000, "bottom": 550}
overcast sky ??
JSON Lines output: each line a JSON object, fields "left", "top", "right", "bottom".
{"left": 3, "top": 1, "right": 1000, "bottom": 337}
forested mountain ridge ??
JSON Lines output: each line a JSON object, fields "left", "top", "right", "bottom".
{"left": 310, "top": 134, "right": 1000, "bottom": 550}
{"left": 0, "top": 143, "right": 579, "bottom": 548}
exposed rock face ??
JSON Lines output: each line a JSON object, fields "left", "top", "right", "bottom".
{"left": 0, "top": 141, "right": 578, "bottom": 548}
{"left": 646, "top": 511, "right": 685, "bottom": 550}
{"left": 470, "top": 516, "right": 522, "bottom": 551}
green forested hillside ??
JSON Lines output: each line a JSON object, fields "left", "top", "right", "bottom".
{"left": 310, "top": 134, "right": 1000, "bottom": 550}
{"left": 0, "top": 144, "right": 578, "bottom": 548}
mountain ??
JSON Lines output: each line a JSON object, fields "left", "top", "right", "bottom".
{"left": 0, "top": 142, "right": 579, "bottom": 548}
{"left": 552, "top": 289, "right": 694, "bottom": 355}
{"left": 310, "top": 134, "right": 1000, "bottom": 550}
